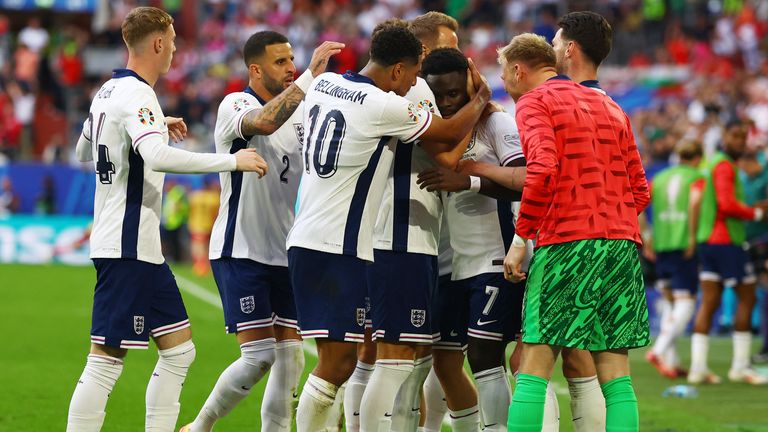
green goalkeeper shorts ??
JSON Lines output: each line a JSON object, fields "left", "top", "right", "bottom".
{"left": 522, "top": 239, "right": 650, "bottom": 351}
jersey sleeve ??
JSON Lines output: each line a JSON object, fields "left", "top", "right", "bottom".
{"left": 216, "top": 94, "right": 261, "bottom": 142}
{"left": 375, "top": 93, "right": 434, "bottom": 144}
{"left": 123, "top": 87, "right": 167, "bottom": 152}
{"left": 712, "top": 160, "right": 757, "bottom": 220}
{"left": 486, "top": 112, "right": 524, "bottom": 165}
{"left": 622, "top": 113, "right": 650, "bottom": 214}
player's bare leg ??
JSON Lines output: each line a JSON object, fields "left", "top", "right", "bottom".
{"left": 67, "top": 345, "right": 128, "bottom": 431}
{"left": 728, "top": 282, "right": 767, "bottom": 384}
{"left": 468, "top": 337, "right": 510, "bottom": 431}
{"left": 562, "top": 348, "right": 605, "bottom": 432}
{"left": 147, "top": 327, "right": 196, "bottom": 431}
{"left": 359, "top": 341, "right": 416, "bottom": 431}
{"left": 432, "top": 349, "right": 479, "bottom": 432}
{"left": 262, "top": 325, "right": 305, "bottom": 431}
{"left": 690, "top": 279, "right": 723, "bottom": 384}
{"left": 392, "top": 344, "right": 433, "bottom": 431}
{"left": 297, "top": 339, "right": 357, "bottom": 432}
{"left": 344, "top": 328, "right": 376, "bottom": 432}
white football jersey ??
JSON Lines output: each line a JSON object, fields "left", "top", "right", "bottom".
{"left": 445, "top": 112, "right": 526, "bottom": 280}
{"left": 373, "top": 78, "right": 443, "bottom": 255}
{"left": 286, "top": 72, "right": 434, "bottom": 261}
{"left": 437, "top": 209, "right": 453, "bottom": 277}
{"left": 84, "top": 69, "right": 170, "bottom": 264}
{"left": 209, "top": 88, "right": 304, "bottom": 266}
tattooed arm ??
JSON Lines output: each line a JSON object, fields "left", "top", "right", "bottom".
{"left": 240, "top": 41, "right": 344, "bottom": 136}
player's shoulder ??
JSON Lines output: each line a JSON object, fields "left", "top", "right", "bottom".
{"left": 219, "top": 91, "right": 261, "bottom": 116}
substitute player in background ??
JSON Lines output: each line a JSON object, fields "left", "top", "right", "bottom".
{"left": 67, "top": 7, "right": 268, "bottom": 431}
{"left": 645, "top": 140, "right": 704, "bottom": 378}
{"left": 416, "top": 47, "right": 526, "bottom": 432}
{"left": 286, "top": 25, "right": 491, "bottom": 432}
{"left": 690, "top": 119, "right": 768, "bottom": 385}
{"left": 180, "top": 33, "right": 344, "bottom": 432}
{"left": 502, "top": 33, "right": 650, "bottom": 432}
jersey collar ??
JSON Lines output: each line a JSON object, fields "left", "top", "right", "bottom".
{"left": 244, "top": 86, "right": 268, "bottom": 105}
{"left": 547, "top": 74, "right": 571, "bottom": 81}
{"left": 342, "top": 70, "right": 375, "bottom": 85}
{"left": 112, "top": 69, "right": 150, "bottom": 86}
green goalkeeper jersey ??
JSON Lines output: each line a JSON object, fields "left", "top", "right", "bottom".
{"left": 651, "top": 164, "right": 702, "bottom": 252}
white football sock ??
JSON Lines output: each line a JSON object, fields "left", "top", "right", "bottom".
{"left": 343, "top": 361, "right": 375, "bottom": 432}
{"left": 651, "top": 297, "right": 674, "bottom": 357}
{"left": 732, "top": 331, "right": 752, "bottom": 371}
{"left": 190, "top": 338, "right": 275, "bottom": 432}
{"left": 567, "top": 375, "right": 605, "bottom": 432}
{"left": 664, "top": 345, "right": 680, "bottom": 369}
{"left": 474, "top": 366, "right": 510, "bottom": 431}
{"left": 146, "top": 340, "right": 196, "bottom": 431}
{"left": 449, "top": 405, "right": 480, "bottom": 432}
{"left": 392, "top": 355, "right": 432, "bottom": 432}
{"left": 296, "top": 374, "right": 338, "bottom": 432}
{"left": 67, "top": 354, "right": 124, "bottom": 432}
{"left": 422, "top": 367, "right": 447, "bottom": 432}
{"left": 325, "top": 383, "right": 346, "bottom": 431}
{"left": 691, "top": 333, "right": 709, "bottom": 373}
{"left": 261, "top": 339, "right": 304, "bottom": 432}
{"left": 542, "top": 382, "right": 560, "bottom": 432}
{"left": 359, "top": 359, "right": 414, "bottom": 432}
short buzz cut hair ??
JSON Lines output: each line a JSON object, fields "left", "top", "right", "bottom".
{"left": 421, "top": 48, "right": 468, "bottom": 78}
{"left": 409, "top": 11, "right": 459, "bottom": 47}
{"left": 121, "top": 7, "right": 173, "bottom": 49}
{"left": 370, "top": 25, "right": 423, "bottom": 67}
{"left": 497, "top": 33, "right": 556, "bottom": 70}
{"left": 372, "top": 18, "right": 409, "bottom": 37}
{"left": 676, "top": 139, "right": 703, "bottom": 161}
{"left": 557, "top": 11, "right": 612, "bottom": 67}
{"left": 243, "top": 31, "right": 289, "bottom": 66}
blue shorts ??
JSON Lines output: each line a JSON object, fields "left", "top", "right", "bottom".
{"left": 366, "top": 250, "right": 438, "bottom": 344}
{"left": 90, "top": 259, "right": 189, "bottom": 349}
{"left": 698, "top": 243, "right": 756, "bottom": 286}
{"left": 654, "top": 251, "right": 699, "bottom": 293}
{"left": 434, "top": 272, "right": 523, "bottom": 349}
{"left": 288, "top": 247, "right": 367, "bottom": 342}
{"left": 211, "top": 258, "right": 297, "bottom": 334}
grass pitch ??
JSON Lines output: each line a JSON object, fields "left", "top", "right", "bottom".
{"left": 1, "top": 264, "right": 766, "bottom": 431}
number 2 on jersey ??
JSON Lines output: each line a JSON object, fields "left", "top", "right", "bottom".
{"left": 89, "top": 112, "right": 115, "bottom": 184}
{"left": 280, "top": 155, "right": 290, "bottom": 184}
{"left": 304, "top": 104, "right": 346, "bottom": 178}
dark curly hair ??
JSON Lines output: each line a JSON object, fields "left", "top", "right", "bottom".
{"left": 421, "top": 48, "right": 468, "bottom": 77}
{"left": 370, "top": 25, "right": 422, "bottom": 67}
{"left": 557, "top": 11, "right": 612, "bottom": 67}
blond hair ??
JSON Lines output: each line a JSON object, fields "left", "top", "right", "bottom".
{"left": 122, "top": 7, "right": 173, "bottom": 49}
{"left": 497, "top": 33, "right": 556, "bottom": 70}
{"left": 676, "top": 139, "right": 703, "bottom": 161}
{"left": 409, "top": 12, "right": 459, "bottom": 47}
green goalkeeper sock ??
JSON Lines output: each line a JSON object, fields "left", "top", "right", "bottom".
{"left": 508, "top": 373, "right": 548, "bottom": 431}
{"left": 601, "top": 376, "right": 639, "bottom": 432}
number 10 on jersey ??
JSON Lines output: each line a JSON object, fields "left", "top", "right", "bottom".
{"left": 304, "top": 104, "right": 346, "bottom": 178}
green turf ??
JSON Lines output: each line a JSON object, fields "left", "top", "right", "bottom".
{"left": 1, "top": 263, "right": 767, "bottom": 431}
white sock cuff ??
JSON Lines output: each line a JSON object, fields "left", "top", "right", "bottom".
{"left": 240, "top": 337, "right": 276, "bottom": 351}
{"left": 474, "top": 366, "right": 506, "bottom": 382}
{"left": 86, "top": 354, "right": 124, "bottom": 366}
{"left": 158, "top": 340, "right": 195, "bottom": 359}
{"left": 305, "top": 374, "right": 338, "bottom": 404}
{"left": 692, "top": 333, "right": 709, "bottom": 344}
{"left": 566, "top": 375, "right": 598, "bottom": 385}
{"left": 733, "top": 331, "right": 752, "bottom": 341}
{"left": 275, "top": 339, "right": 301, "bottom": 350}
{"left": 414, "top": 355, "right": 433, "bottom": 368}
{"left": 449, "top": 405, "right": 480, "bottom": 419}
{"left": 376, "top": 359, "right": 415, "bottom": 373}
{"left": 356, "top": 360, "right": 375, "bottom": 371}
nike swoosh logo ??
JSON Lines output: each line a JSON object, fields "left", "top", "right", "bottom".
{"left": 384, "top": 413, "right": 393, "bottom": 417}
{"left": 241, "top": 386, "right": 252, "bottom": 391}
{"left": 485, "top": 424, "right": 497, "bottom": 428}
{"left": 411, "top": 408, "right": 421, "bottom": 412}
{"left": 449, "top": 330, "right": 458, "bottom": 336}
{"left": 476, "top": 319, "right": 497, "bottom": 326}
{"left": 353, "top": 412, "right": 360, "bottom": 417}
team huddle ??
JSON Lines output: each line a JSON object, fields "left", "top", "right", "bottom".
{"left": 67, "top": 6, "right": 652, "bottom": 432}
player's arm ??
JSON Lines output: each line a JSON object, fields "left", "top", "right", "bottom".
{"left": 138, "top": 139, "right": 267, "bottom": 175}
{"left": 75, "top": 118, "right": 93, "bottom": 162}
{"left": 460, "top": 161, "right": 526, "bottom": 192}
{"left": 514, "top": 96, "right": 557, "bottom": 240}
{"left": 624, "top": 115, "right": 651, "bottom": 213}
{"left": 685, "top": 178, "right": 704, "bottom": 258}
{"left": 712, "top": 161, "right": 763, "bottom": 220}
{"left": 417, "top": 157, "right": 525, "bottom": 201}
{"left": 239, "top": 41, "right": 344, "bottom": 137}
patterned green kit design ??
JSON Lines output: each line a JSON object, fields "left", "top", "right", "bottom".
{"left": 522, "top": 239, "right": 650, "bottom": 351}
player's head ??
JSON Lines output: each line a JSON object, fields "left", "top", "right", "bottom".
{"left": 723, "top": 119, "right": 749, "bottom": 158}
{"left": 553, "top": 12, "right": 612, "bottom": 74}
{"left": 243, "top": 31, "right": 295, "bottom": 98}
{"left": 121, "top": 7, "right": 175, "bottom": 73}
{"left": 676, "top": 139, "right": 703, "bottom": 165}
{"left": 497, "top": 33, "right": 556, "bottom": 101}
{"left": 409, "top": 11, "right": 459, "bottom": 53}
{"left": 369, "top": 25, "right": 423, "bottom": 97}
{"left": 422, "top": 48, "right": 469, "bottom": 118}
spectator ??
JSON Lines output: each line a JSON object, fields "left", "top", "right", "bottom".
{"left": 0, "top": 176, "right": 20, "bottom": 216}
{"left": 18, "top": 18, "right": 49, "bottom": 54}
{"left": 34, "top": 174, "right": 56, "bottom": 215}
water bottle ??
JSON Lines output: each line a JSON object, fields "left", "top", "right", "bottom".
{"left": 662, "top": 384, "right": 699, "bottom": 398}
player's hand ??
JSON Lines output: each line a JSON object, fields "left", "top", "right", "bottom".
{"left": 468, "top": 58, "right": 491, "bottom": 103}
{"left": 683, "top": 239, "right": 696, "bottom": 259}
{"left": 234, "top": 148, "right": 268, "bottom": 178}
{"left": 166, "top": 117, "right": 187, "bottom": 142}
{"left": 308, "top": 41, "right": 346, "bottom": 77}
{"left": 417, "top": 166, "right": 471, "bottom": 192}
{"left": 503, "top": 244, "right": 527, "bottom": 282}
{"left": 642, "top": 245, "right": 656, "bottom": 262}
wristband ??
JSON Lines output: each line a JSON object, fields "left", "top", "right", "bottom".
{"left": 469, "top": 176, "right": 481, "bottom": 193}
{"left": 512, "top": 234, "right": 528, "bottom": 248}
{"left": 755, "top": 208, "right": 764, "bottom": 222}
{"left": 294, "top": 69, "right": 315, "bottom": 94}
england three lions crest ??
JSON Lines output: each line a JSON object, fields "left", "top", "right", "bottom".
{"left": 133, "top": 315, "right": 145, "bottom": 335}
{"left": 410, "top": 309, "right": 426, "bottom": 328}
{"left": 356, "top": 308, "right": 366, "bottom": 327}
{"left": 240, "top": 296, "right": 256, "bottom": 314}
